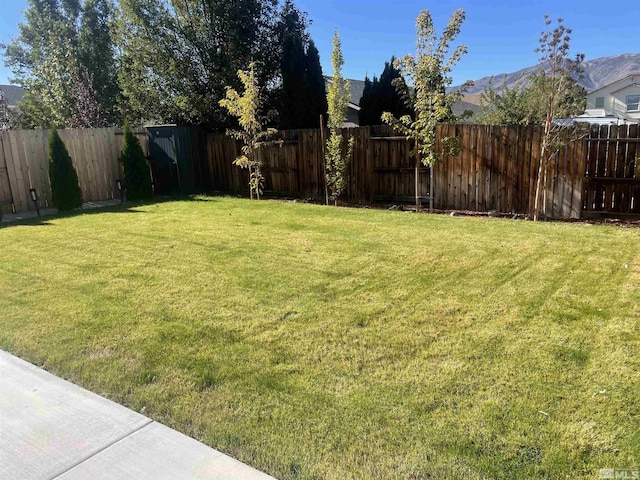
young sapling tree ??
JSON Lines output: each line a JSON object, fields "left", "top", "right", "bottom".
{"left": 325, "top": 31, "right": 353, "bottom": 205}
{"left": 220, "top": 62, "right": 277, "bottom": 200}
{"left": 382, "top": 9, "right": 473, "bottom": 212}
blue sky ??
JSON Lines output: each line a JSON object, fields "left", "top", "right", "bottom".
{"left": 1, "top": 0, "right": 639, "bottom": 86}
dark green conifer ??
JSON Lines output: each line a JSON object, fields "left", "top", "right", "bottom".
{"left": 358, "top": 76, "right": 372, "bottom": 125}
{"left": 278, "top": 1, "right": 326, "bottom": 130}
{"left": 359, "top": 58, "right": 412, "bottom": 126}
{"left": 303, "top": 40, "right": 328, "bottom": 128}
{"left": 121, "top": 123, "right": 152, "bottom": 201}
{"left": 48, "top": 128, "right": 83, "bottom": 211}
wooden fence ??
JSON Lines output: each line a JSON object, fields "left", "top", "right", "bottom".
{"left": 433, "top": 124, "right": 586, "bottom": 218}
{"left": 3, "top": 123, "right": 639, "bottom": 220}
{"left": 204, "top": 124, "right": 588, "bottom": 219}
{"left": 0, "top": 128, "right": 148, "bottom": 215}
{"left": 583, "top": 124, "right": 640, "bottom": 217}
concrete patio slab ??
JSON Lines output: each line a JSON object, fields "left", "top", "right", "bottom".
{"left": 0, "top": 350, "right": 151, "bottom": 480}
{"left": 57, "top": 422, "right": 273, "bottom": 480}
{"left": 0, "top": 350, "right": 275, "bottom": 480}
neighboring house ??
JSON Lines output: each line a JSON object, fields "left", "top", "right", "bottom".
{"left": 325, "top": 77, "right": 480, "bottom": 127}
{"left": 578, "top": 73, "right": 640, "bottom": 125}
{"left": 324, "top": 76, "right": 363, "bottom": 128}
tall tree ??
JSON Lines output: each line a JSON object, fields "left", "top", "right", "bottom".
{"left": 69, "top": 65, "right": 107, "bottom": 128}
{"left": 532, "top": 17, "right": 585, "bottom": 221}
{"left": 78, "top": 0, "right": 120, "bottom": 124}
{"left": 4, "top": 0, "right": 119, "bottom": 128}
{"left": 277, "top": 1, "right": 326, "bottom": 130}
{"left": 303, "top": 39, "right": 328, "bottom": 128}
{"left": 360, "top": 58, "right": 411, "bottom": 126}
{"left": 278, "top": 0, "right": 308, "bottom": 130}
{"left": 325, "top": 31, "right": 353, "bottom": 204}
{"left": 220, "top": 62, "right": 277, "bottom": 200}
{"left": 358, "top": 75, "right": 373, "bottom": 125}
{"left": 382, "top": 9, "right": 473, "bottom": 211}
{"left": 116, "top": 0, "right": 279, "bottom": 129}
{"left": 378, "top": 58, "right": 412, "bottom": 121}
{"left": 359, "top": 75, "right": 382, "bottom": 126}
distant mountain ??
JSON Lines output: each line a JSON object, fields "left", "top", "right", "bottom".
{"left": 459, "top": 53, "right": 640, "bottom": 96}
{"left": 0, "top": 85, "right": 26, "bottom": 107}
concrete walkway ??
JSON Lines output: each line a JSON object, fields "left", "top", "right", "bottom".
{"left": 0, "top": 350, "right": 276, "bottom": 480}
{"left": 1, "top": 199, "right": 123, "bottom": 224}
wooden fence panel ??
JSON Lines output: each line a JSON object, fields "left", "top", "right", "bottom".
{"left": 583, "top": 124, "right": 640, "bottom": 217}
{"left": 202, "top": 123, "right": 589, "bottom": 219}
{"left": 0, "top": 127, "right": 148, "bottom": 214}
{"left": 0, "top": 135, "right": 14, "bottom": 215}
{"left": 629, "top": 124, "right": 639, "bottom": 214}
{"left": 12, "top": 123, "right": 640, "bottom": 220}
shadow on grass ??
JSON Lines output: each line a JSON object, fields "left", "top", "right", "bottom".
{"left": 0, "top": 194, "right": 219, "bottom": 229}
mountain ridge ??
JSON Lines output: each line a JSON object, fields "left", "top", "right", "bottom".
{"left": 459, "top": 53, "right": 640, "bottom": 97}
{"left": 0, "top": 85, "right": 26, "bottom": 107}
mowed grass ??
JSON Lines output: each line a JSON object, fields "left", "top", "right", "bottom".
{"left": 1, "top": 197, "right": 639, "bottom": 479}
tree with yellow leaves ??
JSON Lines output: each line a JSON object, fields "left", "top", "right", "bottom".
{"left": 220, "top": 62, "right": 277, "bottom": 200}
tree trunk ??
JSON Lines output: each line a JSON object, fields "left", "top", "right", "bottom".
{"left": 533, "top": 153, "right": 543, "bottom": 221}
{"left": 256, "top": 166, "right": 261, "bottom": 201}
{"left": 320, "top": 115, "right": 328, "bottom": 205}
{"left": 415, "top": 139, "right": 421, "bottom": 211}
{"left": 429, "top": 161, "right": 434, "bottom": 213}
{"left": 533, "top": 116, "right": 553, "bottom": 221}
{"left": 543, "top": 161, "right": 548, "bottom": 219}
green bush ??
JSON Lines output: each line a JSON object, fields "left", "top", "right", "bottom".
{"left": 121, "top": 123, "right": 152, "bottom": 201}
{"left": 48, "top": 128, "right": 83, "bottom": 211}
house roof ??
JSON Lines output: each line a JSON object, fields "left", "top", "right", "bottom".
{"left": 324, "top": 76, "right": 365, "bottom": 110}
{"left": 561, "top": 116, "right": 638, "bottom": 126}
{"left": 610, "top": 83, "right": 640, "bottom": 95}
{"left": 570, "top": 109, "right": 640, "bottom": 125}
{"left": 587, "top": 73, "right": 640, "bottom": 96}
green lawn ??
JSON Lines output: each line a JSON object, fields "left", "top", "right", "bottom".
{"left": 1, "top": 197, "right": 638, "bottom": 479}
